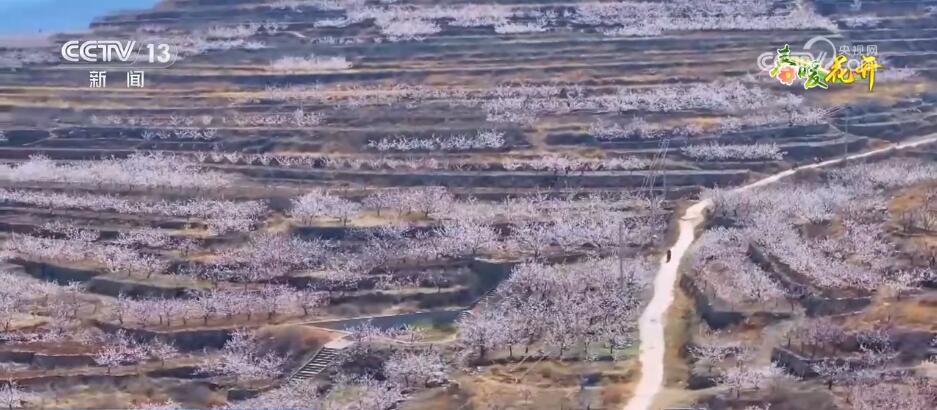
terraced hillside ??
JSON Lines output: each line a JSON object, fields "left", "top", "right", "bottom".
{"left": 0, "top": 0, "right": 935, "bottom": 409}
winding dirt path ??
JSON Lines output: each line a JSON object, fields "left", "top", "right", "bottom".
{"left": 623, "top": 135, "right": 937, "bottom": 410}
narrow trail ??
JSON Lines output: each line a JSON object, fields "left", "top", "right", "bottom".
{"left": 622, "top": 135, "right": 937, "bottom": 410}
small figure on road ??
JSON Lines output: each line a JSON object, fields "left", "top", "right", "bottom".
{"left": 666, "top": 249, "right": 672, "bottom": 263}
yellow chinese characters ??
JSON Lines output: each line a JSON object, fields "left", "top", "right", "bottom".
{"left": 824, "top": 55, "right": 855, "bottom": 85}
{"left": 824, "top": 54, "right": 882, "bottom": 92}
{"left": 856, "top": 55, "right": 882, "bottom": 92}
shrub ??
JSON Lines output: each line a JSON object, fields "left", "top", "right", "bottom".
{"left": 681, "top": 142, "right": 785, "bottom": 161}
{"left": 0, "top": 49, "right": 57, "bottom": 69}
{"left": 269, "top": 55, "right": 352, "bottom": 72}
{"left": 494, "top": 21, "right": 547, "bottom": 34}
{"left": 379, "top": 19, "right": 441, "bottom": 41}
{"left": 367, "top": 130, "right": 505, "bottom": 152}
{"left": 878, "top": 68, "right": 918, "bottom": 82}
{"left": 841, "top": 15, "right": 880, "bottom": 28}
{"left": 573, "top": 1, "right": 835, "bottom": 36}
{"left": 590, "top": 118, "right": 703, "bottom": 140}
{"left": 205, "top": 24, "right": 261, "bottom": 39}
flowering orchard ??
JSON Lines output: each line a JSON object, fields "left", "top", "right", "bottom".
{"left": 0, "top": 147, "right": 668, "bottom": 408}
{"left": 2, "top": 0, "right": 933, "bottom": 408}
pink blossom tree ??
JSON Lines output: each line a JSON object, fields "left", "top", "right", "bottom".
{"left": 455, "top": 309, "right": 506, "bottom": 363}
{"left": 297, "top": 288, "right": 330, "bottom": 316}
{"left": 0, "top": 381, "right": 34, "bottom": 410}
{"left": 461, "top": 258, "right": 649, "bottom": 361}
{"left": 434, "top": 220, "right": 498, "bottom": 256}
{"left": 144, "top": 338, "right": 180, "bottom": 368}
{"left": 383, "top": 348, "right": 449, "bottom": 389}
{"left": 688, "top": 337, "right": 743, "bottom": 374}
{"left": 812, "top": 358, "right": 851, "bottom": 390}
{"left": 720, "top": 363, "right": 791, "bottom": 399}
{"left": 198, "top": 329, "right": 284, "bottom": 383}
{"left": 93, "top": 331, "right": 148, "bottom": 375}
{"left": 226, "top": 375, "right": 404, "bottom": 410}
{"left": 291, "top": 190, "right": 361, "bottom": 226}
{"left": 131, "top": 399, "right": 181, "bottom": 410}
{"left": 846, "top": 381, "right": 936, "bottom": 410}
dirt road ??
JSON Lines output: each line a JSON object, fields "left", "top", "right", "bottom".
{"left": 623, "top": 135, "right": 937, "bottom": 410}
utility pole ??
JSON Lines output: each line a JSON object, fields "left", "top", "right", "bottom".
{"left": 842, "top": 106, "right": 849, "bottom": 166}
{"left": 618, "top": 220, "right": 625, "bottom": 284}
{"left": 641, "top": 137, "right": 670, "bottom": 201}
{"left": 661, "top": 137, "right": 670, "bottom": 202}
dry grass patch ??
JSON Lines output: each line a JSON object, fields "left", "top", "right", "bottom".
{"left": 442, "top": 358, "right": 640, "bottom": 409}
{"left": 843, "top": 293, "right": 937, "bottom": 332}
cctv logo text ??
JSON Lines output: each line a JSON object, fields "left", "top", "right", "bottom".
{"left": 61, "top": 41, "right": 138, "bottom": 63}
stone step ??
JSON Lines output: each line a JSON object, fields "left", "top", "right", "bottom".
{"left": 290, "top": 347, "right": 345, "bottom": 380}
